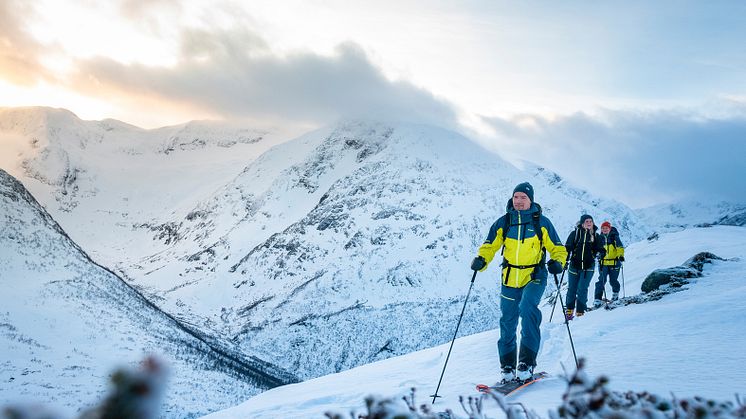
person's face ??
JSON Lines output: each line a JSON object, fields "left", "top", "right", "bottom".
{"left": 583, "top": 218, "right": 594, "bottom": 230}
{"left": 601, "top": 225, "right": 611, "bottom": 234}
{"left": 512, "top": 192, "right": 531, "bottom": 210}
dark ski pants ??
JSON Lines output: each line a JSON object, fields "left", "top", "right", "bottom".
{"left": 594, "top": 265, "right": 621, "bottom": 300}
{"left": 565, "top": 267, "right": 594, "bottom": 313}
{"left": 498, "top": 275, "right": 546, "bottom": 369}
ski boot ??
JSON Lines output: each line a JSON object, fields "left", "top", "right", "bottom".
{"left": 500, "top": 366, "right": 515, "bottom": 383}
{"left": 565, "top": 308, "right": 574, "bottom": 321}
{"left": 516, "top": 362, "right": 534, "bottom": 382}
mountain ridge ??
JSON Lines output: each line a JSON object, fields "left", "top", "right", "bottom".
{"left": 0, "top": 168, "right": 297, "bottom": 417}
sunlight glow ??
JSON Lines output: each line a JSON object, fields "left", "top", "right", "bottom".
{"left": 26, "top": 1, "right": 178, "bottom": 67}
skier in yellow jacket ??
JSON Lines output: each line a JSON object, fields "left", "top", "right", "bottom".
{"left": 593, "top": 221, "right": 626, "bottom": 306}
{"left": 471, "top": 182, "right": 567, "bottom": 382}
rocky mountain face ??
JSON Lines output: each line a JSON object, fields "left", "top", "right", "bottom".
{"left": 0, "top": 169, "right": 295, "bottom": 418}
{"left": 0, "top": 108, "right": 655, "bottom": 390}
{"left": 116, "top": 121, "right": 652, "bottom": 379}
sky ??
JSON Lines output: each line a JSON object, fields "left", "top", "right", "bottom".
{"left": 1, "top": 0, "right": 745, "bottom": 206}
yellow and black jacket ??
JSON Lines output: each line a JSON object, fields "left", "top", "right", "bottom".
{"left": 600, "top": 226, "right": 625, "bottom": 267}
{"left": 565, "top": 226, "right": 605, "bottom": 271}
{"left": 476, "top": 202, "right": 567, "bottom": 288}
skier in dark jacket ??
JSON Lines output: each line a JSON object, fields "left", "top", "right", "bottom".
{"left": 563, "top": 214, "right": 605, "bottom": 319}
{"left": 471, "top": 182, "right": 567, "bottom": 383}
{"left": 593, "top": 221, "right": 625, "bottom": 307}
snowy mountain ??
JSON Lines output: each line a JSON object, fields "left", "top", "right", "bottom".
{"left": 203, "top": 225, "right": 746, "bottom": 418}
{"left": 0, "top": 107, "right": 655, "bottom": 407}
{"left": 636, "top": 200, "right": 746, "bottom": 233}
{"left": 0, "top": 106, "right": 293, "bottom": 267}
{"left": 0, "top": 169, "right": 296, "bottom": 418}
{"left": 113, "top": 120, "right": 652, "bottom": 381}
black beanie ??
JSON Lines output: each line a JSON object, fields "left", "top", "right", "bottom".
{"left": 512, "top": 182, "right": 534, "bottom": 202}
{"left": 579, "top": 214, "right": 594, "bottom": 225}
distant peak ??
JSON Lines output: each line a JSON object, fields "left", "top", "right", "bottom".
{"left": 0, "top": 105, "right": 79, "bottom": 120}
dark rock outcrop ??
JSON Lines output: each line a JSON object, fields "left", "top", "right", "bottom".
{"left": 641, "top": 252, "right": 725, "bottom": 293}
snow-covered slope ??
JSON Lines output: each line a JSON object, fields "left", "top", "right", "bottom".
{"left": 0, "top": 169, "right": 295, "bottom": 418}
{"left": 123, "top": 120, "right": 652, "bottom": 381}
{"left": 203, "top": 225, "right": 746, "bottom": 418}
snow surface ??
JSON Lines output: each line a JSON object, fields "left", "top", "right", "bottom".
{"left": 204, "top": 226, "right": 746, "bottom": 418}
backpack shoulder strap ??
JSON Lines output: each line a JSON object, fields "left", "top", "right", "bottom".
{"left": 532, "top": 211, "right": 543, "bottom": 249}
{"left": 531, "top": 204, "right": 545, "bottom": 264}
{"left": 610, "top": 226, "right": 620, "bottom": 245}
{"left": 572, "top": 226, "right": 580, "bottom": 247}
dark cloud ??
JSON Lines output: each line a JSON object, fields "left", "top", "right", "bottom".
{"left": 70, "top": 27, "right": 459, "bottom": 128}
{"left": 0, "top": 1, "right": 51, "bottom": 85}
{"left": 482, "top": 109, "right": 746, "bottom": 207}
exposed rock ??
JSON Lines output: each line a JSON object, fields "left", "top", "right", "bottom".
{"left": 641, "top": 252, "right": 725, "bottom": 293}
{"left": 717, "top": 209, "right": 746, "bottom": 226}
{"left": 640, "top": 267, "right": 700, "bottom": 293}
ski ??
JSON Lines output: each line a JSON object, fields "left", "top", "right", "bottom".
{"left": 476, "top": 372, "right": 548, "bottom": 396}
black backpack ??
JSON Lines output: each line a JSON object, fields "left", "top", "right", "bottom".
{"left": 602, "top": 226, "right": 621, "bottom": 247}
{"left": 567, "top": 224, "right": 599, "bottom": 268}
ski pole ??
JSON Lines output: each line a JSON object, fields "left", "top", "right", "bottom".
{"left": 552, "top": 273, "right": 579, "bottom": 369}
{"left": 430, "top": 270, "right": 477, "bottom": 404}
{"left": 549, "top": 253, "right": 571, "bottom": 322}
{"left": 621, "top": 263, "right": 625, "bottom": 298}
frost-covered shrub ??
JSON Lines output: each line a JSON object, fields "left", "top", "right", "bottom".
{"left": 327, "top": 359, "right": 745, "bottom": 419}
{"left": 324, "top": 387, "right": 540, "bottom": 419}
{"left": 551, "top": 358, "right": 746, "bottom": 419}
{"left": 2, "top": 356, "right": 167, "bottom": 419}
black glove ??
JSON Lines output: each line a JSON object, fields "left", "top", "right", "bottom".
{"left": 618, "top": 256, "right": 625, "bottom": 262}
{"left": 471, "top": 256, "right": 486, "bottom": 271}
{"left": 547, "top": 259, "right": 563, "bottom": 275}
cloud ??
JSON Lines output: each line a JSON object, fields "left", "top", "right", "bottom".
{"left": 69, "top": 27, "right": 459, "bottom": 128}
{"left": 0, "top": 1, "right": 52, "bottom": 85}
{"left": 481, "top": 108, "right": 746, "bottom": 207}
{"left": 119, "top": 0, "right": 181, "bottom": 19}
